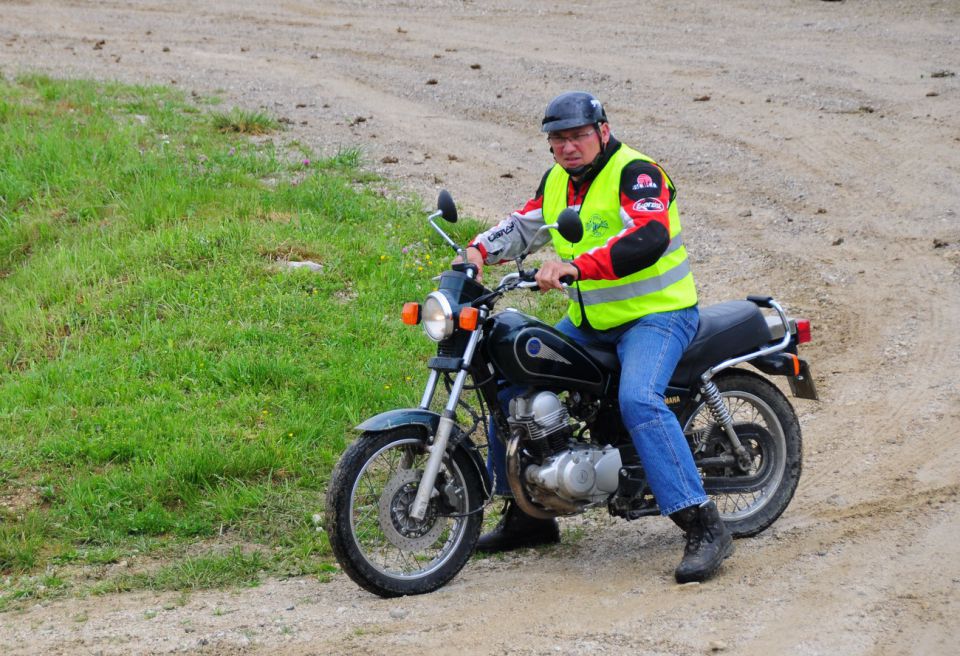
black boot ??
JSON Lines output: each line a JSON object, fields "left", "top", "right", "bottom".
{"left": 669, "top": 500, "right": 734, "bottom": 583}
{"left": 476, "top": 499, "right": 560, "bottom": 553}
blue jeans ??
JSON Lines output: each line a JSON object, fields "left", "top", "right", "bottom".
{"left": 487, "top": 306, "right": 706, "bottom": 515}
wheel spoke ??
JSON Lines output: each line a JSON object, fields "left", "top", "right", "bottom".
{"left": 686, "top": 386, "right": 789, "bottom": 523}
{"left": 346, "top": 438, "right": 472, "bottom": 578}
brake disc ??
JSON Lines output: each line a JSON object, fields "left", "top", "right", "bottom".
{"left": 378, "top": 469, "right": 445, "bottom": 550}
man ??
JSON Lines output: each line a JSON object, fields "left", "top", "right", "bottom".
{"left": 456, "top": 91, "right": 733, "bottom": 583}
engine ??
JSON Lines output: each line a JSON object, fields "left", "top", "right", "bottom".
{"left": 507, "top": 391, "right": 622, "bottom": 506}
{"left": 507, "top": 391, "right": 572, "bottom": 460}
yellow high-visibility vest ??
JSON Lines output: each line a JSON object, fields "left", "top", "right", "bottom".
{"left": 544, "top": 145, "right": 697, "bottom": 330}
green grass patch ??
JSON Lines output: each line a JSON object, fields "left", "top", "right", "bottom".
{"left": 1, "top": 73, "right": 562, "bottom": 607}
{"left": 94, "top": 547, "right": 267, "bottom": 593}
{"left": 210, "top": 108, "right": 279, "bottom": 135}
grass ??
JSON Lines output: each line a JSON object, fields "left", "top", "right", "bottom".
{"left": 0, "top": 72, "right": 549, "bottom": 608}
{"left": 210, "top": 108, "right": 279, "bottom": 135}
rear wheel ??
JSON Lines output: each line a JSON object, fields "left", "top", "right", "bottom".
{"left": 324, "top": 428, "right": 484, "bottom": 597}
{"left": 681, "top": 372, "right": 802, "bottom": 537}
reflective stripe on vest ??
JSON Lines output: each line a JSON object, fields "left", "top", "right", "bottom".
{"left": 544, "top": 145, "right": 698, "bottom": 330}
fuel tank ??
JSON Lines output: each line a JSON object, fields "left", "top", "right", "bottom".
{"left": 483, "top": 309, "right": 610, "bottom": 394}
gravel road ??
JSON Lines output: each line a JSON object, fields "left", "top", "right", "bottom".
{"left": 1, "top": 1, "right": 959, "bottom": 654}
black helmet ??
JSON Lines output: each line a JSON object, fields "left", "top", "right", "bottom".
{"left": 541, "top": 91, "right": 608, "bottom": 133}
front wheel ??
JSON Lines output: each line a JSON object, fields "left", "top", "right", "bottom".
{"left": 681, "top": 371, "right": 802, "bottom": 537}
{"left": 324, "top": 428, "right": 484, "bottom": 597}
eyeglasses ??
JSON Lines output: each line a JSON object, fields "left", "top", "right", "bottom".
{"left": 547, "top": 129, "right": 597, "bottom": 147}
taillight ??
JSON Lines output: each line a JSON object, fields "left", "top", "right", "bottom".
{"left": 795, "top": 318, "right": 812, "bottom": 344}
{"left": 401, "top": 302, "right": 421, "bottom": 325}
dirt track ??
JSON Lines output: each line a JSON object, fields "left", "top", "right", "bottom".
{"left": 2, "top": 1, "right": 959, "bottom": 654}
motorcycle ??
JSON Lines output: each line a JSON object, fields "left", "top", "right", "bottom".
{"left": 325, "top": 191, "right": 818, "bottom": 597}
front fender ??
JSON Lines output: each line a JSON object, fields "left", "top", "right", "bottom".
{"left": 355, "top": 408, "right": 441, "bottom": 435}
{"left": 355, "top": 408, "right": 492, "bottom": 501}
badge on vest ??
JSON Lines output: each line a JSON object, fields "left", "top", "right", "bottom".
{"left": 584, "top": 214, "right": 609, "bottom": 237}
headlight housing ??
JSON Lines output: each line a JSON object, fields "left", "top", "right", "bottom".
{"left": 422, "top": 291, "right": 455, "bottom": 342}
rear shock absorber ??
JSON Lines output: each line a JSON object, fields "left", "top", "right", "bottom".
{"left": 702, "top": 380, "right": 733, "bottom": 427}
{"left": 700, "top": 379, "right": 754, "bottom": 471}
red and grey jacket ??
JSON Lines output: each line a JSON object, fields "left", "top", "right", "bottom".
{"left": 469, "top": 138, "right": 675, "bottom": 281}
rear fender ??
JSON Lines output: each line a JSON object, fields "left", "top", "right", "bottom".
{"left": 356, "top": 409, "right": 492, "bottom": 502}
{"left": 748, "top": 354, "right": 819, "bottom": 400}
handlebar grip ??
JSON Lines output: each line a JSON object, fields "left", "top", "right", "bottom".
{"left": 452, "top": 262, "right": 479, "bottom": 278}
{"left": 519, "top": 269, "right": 573, "bottom": 290}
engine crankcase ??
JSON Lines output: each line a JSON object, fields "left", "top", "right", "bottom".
{"left": 524, "top": 444, "right": 622, "bottom": 503}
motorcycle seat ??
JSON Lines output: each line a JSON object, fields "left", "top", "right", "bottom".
{"left": 581, "top": 301, "right": 772, "bottom": 388}
{"left": 670, "top": 300, "right": 772, "bottom": 386}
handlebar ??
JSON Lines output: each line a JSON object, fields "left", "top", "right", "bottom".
{"left": 523, "top": 268, "right": 575, "bottom": 288}
{"left": 451, "top": 261, "right": 480, "bottom": 279}
{"left": 496, "top": 269, "right": 574, "bottom": 292}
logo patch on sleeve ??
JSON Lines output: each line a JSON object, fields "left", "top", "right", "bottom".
{"left": 632, "top": 174, "right": 659, "bottom": 191}
{"left": 633, "top": 198, "right": 665, "bottom": 212}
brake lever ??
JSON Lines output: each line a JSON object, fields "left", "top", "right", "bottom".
{"left": 519, "top": 268, "right": 540, "bottom": 292}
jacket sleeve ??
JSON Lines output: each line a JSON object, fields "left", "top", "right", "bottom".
{"left": 572, "top": 160, "right": 673, "bottom": 280}
{"left": 469, "top": 171, "right": 553, "bottom": 264}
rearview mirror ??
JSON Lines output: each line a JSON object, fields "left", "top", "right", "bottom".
{"left": 437, "top": 190, "right": 458, "bottom": 223}
{"left": 556, "top": 208, "right": 583, "bottom": 243}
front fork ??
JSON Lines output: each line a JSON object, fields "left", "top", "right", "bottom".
{"left": 409, "top": 327, "right": 485, "bottom": 520}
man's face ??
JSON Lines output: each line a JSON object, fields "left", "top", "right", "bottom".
{"left": 548, "top": 123, "right": 610, "bottom": 173}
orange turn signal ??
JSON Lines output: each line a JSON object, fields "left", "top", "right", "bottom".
{"left": 401, "top": 302, "right": 421, "bottom": 325}
{"left": 458, "top": 307, "right": 479, "bottom": 331}
{"left": 789, "top": 353, "right": 800, "bottom": 376}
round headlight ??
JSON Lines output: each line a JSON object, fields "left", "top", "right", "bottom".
{"left": 422, "top": 291, "right": 454, "bottom": 342}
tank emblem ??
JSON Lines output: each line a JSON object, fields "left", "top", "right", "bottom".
{"left": 525, "top": 338, "right": 571, "bottom": 365}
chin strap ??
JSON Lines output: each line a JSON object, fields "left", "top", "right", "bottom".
{"left": 562, "top": 122, "right": 607, "bottom": 178}
{"left": 563, "top": 163, "right": 590, "bottom": 177}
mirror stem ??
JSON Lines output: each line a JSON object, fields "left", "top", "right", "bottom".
{"left": 428, "top": 217, "right": 460, "bottom": 252}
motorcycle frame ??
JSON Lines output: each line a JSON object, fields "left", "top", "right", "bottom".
{"left": 404, "top": 294, "right": 801, "bottom": 521}
{"left": 395, "top": 208, "right": 808, "bottom": 522}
